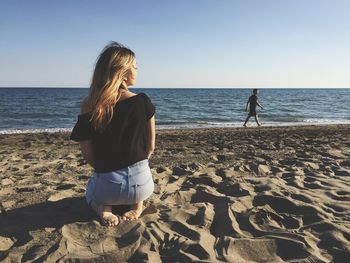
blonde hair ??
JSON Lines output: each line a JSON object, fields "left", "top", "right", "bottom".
{"left": 86, "top": 42, "right": 135, "bottom": 131}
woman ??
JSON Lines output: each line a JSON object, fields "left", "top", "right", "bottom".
{"left": 70, "top": 42, "right": 155, "bottom": 227}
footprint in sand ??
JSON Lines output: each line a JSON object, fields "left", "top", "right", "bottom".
{"left": 187, "top": 175, "right": 220, "bottom": 188}
{"left": 16, "top": 186, "right": 38, "bottom": 193}
{"left": 309, "top": 230, "right": 350, "bottom": 262}
{"left": 332, "top": 167, "right": 350, "bottom": 177}
{"left": 324, "top": 203, "right": 347, "bottom": 215}
{"left": 249, "top": 209, "right": 301, "bottom": 231}
{"left": 156, "top": 166, "right": 167, "bottom": 173}
{"left": 56, "top": 184, "right": 76, "bottom": 190}
{"left": 253, "top": 183, "right": 272, "bottom": 192}
{"left": 290, "top": 193, "right": 313, "bottom": 203}
{"left": 336, "top": 191, "right": 350, "bottom": 196}
{"left": 186, "top": 204, "right": 214, "bottom": 229}
{"left": 303, "top": 178, "right": 324, "bottom": 190}
{"left": 339, "top": 160, "right": 350, "bottom": 167}
{"left": 215, "top": 154, "right": 227, "bottom": 162}
{"left": 22, "top": 153, "right": 36, "bottom": 159}
{"left": 78, "top": 175, "right": 90, "bottom": 180}
{"left": 48, "top": 191, "right": 76, "bottom": 202}
{"left": 215, "top": 168, "right": 236, "bottom": 179}
{"left": 48, "top": 184, "right": 77, "bottom": 202}
{"left": 304, "top": 162, "right": 320, "bottom": 170}
{"left": 42, "top": 221, "right": 135, "bottom": 261}
{"left": 248, "top": 163, "right": 271, "bottom": 176}
{"left": 172, "top": 166, "right": 192, "bottom": 176}
{"left": 170, "top": 221, "right": 200, "bottom": 241}
{"left": 215, "top": 236, "right": 312, "bottom": 262}
{"left": 55, "top": 162, "right": 67, "bottom": 171}
{"left": 253, "top": 194, "right": 320, "bottom": 218}
{"left": 157, "top": 233, "right": 190, "bottom": 262}
{"left": 217, "top": 182, "right": 251, "bottom": 197}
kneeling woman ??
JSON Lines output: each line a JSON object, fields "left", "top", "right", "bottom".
{"left": 71, "top": 42, "right": 155, "bottom": 227}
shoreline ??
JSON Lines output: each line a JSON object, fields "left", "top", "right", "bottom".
{"left": 1, "top": 124, "right": 350, "bottom": 261}
{"left": 1, "top": 122, "right": 350, "bottom": 135}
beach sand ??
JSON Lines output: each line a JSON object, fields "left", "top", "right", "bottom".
{"left": 0, "top": 125, "right": 350, "bottom": 262}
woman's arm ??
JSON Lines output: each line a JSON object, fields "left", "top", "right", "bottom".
{"left": 79, "top": 140, "right": 95, "bottom": 168}
{"left": 79, "top": 97, "right": 95, "bottom": 168}
{"left": 146, "top": 116, "right": 155, "bottom": 159}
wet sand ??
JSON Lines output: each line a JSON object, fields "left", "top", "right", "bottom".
{"left": 0, "top": 125, "right": 350, "bottom": 262}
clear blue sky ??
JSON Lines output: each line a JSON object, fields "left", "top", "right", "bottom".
{"left": 1, "top": 0, "right": 349, "bottom": 88}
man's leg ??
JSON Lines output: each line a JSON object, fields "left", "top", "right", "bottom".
{"left": 254, "top": 114, "right": 261, "bottom": 126}
{"left": 243, "top": 115, "right": 250, "bottom": 127}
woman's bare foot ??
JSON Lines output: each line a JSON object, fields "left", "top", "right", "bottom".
{"left": 122, "top": 202, "right": 143, "bottom": 221}
{"left": 99, "top": 208, "right": 120, "bottom": 227}
{"left": 91, "top": 200, "right": 120, "bottom": 227}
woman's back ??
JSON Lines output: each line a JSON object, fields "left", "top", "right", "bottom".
{"left": 71, "top": 92, "right": 155, "bottom": 172}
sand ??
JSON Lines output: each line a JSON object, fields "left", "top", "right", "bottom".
{"left": 0, "top": 124, "right": 350, "bottom": 262}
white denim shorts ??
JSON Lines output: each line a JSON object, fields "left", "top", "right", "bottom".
{"left": 86, "top": 159, "right": 154, "bottom": 205}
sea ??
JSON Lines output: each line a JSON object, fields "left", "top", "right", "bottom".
{"left": 0, "top": 88, "right": 349, "bottom": 134}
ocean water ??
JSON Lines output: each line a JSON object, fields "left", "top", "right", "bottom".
{"left": 0, "top": 88, "right": 349, "bottom": 134}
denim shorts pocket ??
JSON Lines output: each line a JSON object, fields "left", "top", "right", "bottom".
{"left": 133, "top": 175, "right": 154, "bottom": 202}
{"left": 94, "top": 177, "right": 123, "bottom": 205}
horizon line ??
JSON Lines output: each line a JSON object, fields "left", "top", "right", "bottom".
{"left": 0, "top": 86, "right": 349, "bottom": 89}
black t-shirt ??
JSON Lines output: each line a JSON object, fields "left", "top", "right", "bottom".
{"left": 248, "top": 94, "right": 258, "bottom": 111}
{"left": 70, "top": 93, "right": 155, "bottom": 173}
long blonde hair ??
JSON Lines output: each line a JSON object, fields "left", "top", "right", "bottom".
{"left": 86, "top": 42, "right": 135, "bottom": 131}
